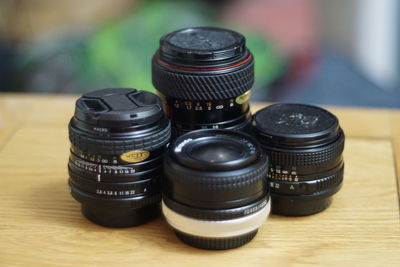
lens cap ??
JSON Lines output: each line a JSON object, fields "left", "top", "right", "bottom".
{"left": 74, "top": 88, "right": 163, "bottom": 129}
{"left": 160, "top": 27, "right": 245, "bottom": 62}
{"left": 253, "top": 104, "right": 340, "bottom": 147}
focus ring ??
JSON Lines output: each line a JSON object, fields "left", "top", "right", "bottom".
{"left": 152, "top": 58, "right": 254, "bottom": 101}
{"left": 175, "top": 230, "right": 257, "bottom": 250}
{"left": 265, "top": 137, "right": 344, "bottom": 166}
{"left": 68, "top": 122, "right": 171, "bottom": 155}
{"left": 164, "top": 157, "right": 268, "bottom": 191}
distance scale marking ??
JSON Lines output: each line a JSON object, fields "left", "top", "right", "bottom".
{"left": 267, "top": 165, "right": 299, "bottom": 182}
{"left": 73, "top": 159, "right": 137, "bottom": 175}
{"left": 160, "top": 91, "right": 251, "bottom": 112}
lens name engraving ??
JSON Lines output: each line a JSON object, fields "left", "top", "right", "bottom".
{"left": 243, "top": 199, "right": 267, "bottom": 215}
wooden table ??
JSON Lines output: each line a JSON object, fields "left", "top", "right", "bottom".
{"left": 0, "top": 93, "right": 399, "bottom": 266}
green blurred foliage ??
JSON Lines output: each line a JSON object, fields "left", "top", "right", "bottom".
{"left": 14, "top": 0, "right": 284, "bottom": 94}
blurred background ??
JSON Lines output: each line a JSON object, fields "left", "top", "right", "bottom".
{"left": 0, "top": 0, "right": 399, "bottom": 108}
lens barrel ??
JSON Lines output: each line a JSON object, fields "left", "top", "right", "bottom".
{"left": 253, "top": 103, "right": 344, "bottom": 216}
{"left": 68, "top": 88, "right": 170, "bottom": 227}
{"left": 163, "top": 129, "right": 270, "bottom": 249}
{"left": 152, "top": 27, "right": 254, "bottom": 138}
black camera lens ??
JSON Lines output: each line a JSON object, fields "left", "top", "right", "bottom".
{"left": 252, "top": 103, "right": 345, "bottom": 216}
{"left": 152, "top": 27, "right": 254, "bottom": 138}
{"left": 68, "top": 88, "right": 170, "bottom": 227}
{"left": 162, "top": 130, "right": 270, "bottom": 250}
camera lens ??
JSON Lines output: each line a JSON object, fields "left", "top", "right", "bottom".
{"left": 252, "top": 103, "right": 345, "bottom": 216}
{"left": 162, "top": 130, "right": 270, "bottom": 250}
{"left": 152, "top": 27, "right": 254, "bottom": 138}
{"left": 68, "top": 88, "right": 170, "bottom": 227}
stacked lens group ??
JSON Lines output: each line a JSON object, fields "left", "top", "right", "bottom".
{"left": 67, "top": 27, "right": 345, "bottom": 251}
{"left": 68, "top": 88, "right": 170, "bottom": 227}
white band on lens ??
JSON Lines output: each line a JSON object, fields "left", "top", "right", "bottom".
{"left": 162, "top": 198, "right": 271, "bottom": 238}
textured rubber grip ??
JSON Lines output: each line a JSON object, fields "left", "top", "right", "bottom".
{"left": 164, "top": 157, "right": 268, "bottom": 191}
{"left": 69, "top": 122, "right": 171, "bottom": 155}
{"left": 152, "top": 58, "right": 254, "bottom": 101}
{"left": 175, "top": 230, "right": 257, "bottom": 250}
{"left": 265, "top": 138, "right": 344, "bottom": 166}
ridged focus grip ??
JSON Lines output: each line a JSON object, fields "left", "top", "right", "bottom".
{"left": 152, "top": 56, "right": 254, "bottom": 101}
{"left": 265, "top": 137, "right": 345, "bottom": 166}
{"left": 164, "top": 156, "right": 268, "bottom": 191}
{"left": 175, "top": 230, "right": 258, "bottom": 250}
{"left": 69, "top": 122, "right": 171, "bottom": 155}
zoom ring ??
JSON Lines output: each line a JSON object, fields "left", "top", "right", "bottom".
{"left": 266, "top": 140, "right": 344, "bottom": 166}
{"left": 152, "top": 60, "right": 254, "bottom": 101}
{"left": 164, "top": 159, "right": 268, "bottom": 191}
{"left": 69, "top": 122, "right": 171, "bottom": 155}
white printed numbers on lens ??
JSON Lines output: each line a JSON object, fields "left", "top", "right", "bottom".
{"left": 96, "top": 189, "right": 137, "bottom": 196}
{"left": 216, "top": 105, "right": 224, "bottom": 110}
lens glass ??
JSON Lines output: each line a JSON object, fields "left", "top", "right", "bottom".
{"left": 189, "top": 139, "right": 244, "bottom": 163}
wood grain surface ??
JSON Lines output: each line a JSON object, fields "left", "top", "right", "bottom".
{"left": 0, "top": 94, "right": 399, "bottom": 266}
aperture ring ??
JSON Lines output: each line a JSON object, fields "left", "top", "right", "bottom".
{"left": 152, "top": 57, "right": 254, "bottom": 101}
{"left": 68, "top": 121, "right": 171, "bottom": 155}
{"left": 69, "top": 169, "right": 161, "bottom": 197}
{"left": 69, "top": 183, "right": 161, "bottom": 208}
{"left": 268, "top": 164, "right": 344, "bottom": 195}
{"left": 263, "top": 136, "right": 344, "bottom": 166}
{"left": 163, "top": 193, "right": 269, "bottom": 220}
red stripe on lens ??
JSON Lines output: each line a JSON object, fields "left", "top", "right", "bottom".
{"left": 156, "top": 55, "right": 252, "bottom": 71}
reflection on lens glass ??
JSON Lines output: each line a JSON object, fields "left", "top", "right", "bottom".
{"left": 190, "top": 141, "right": 244, "bottom": 163}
